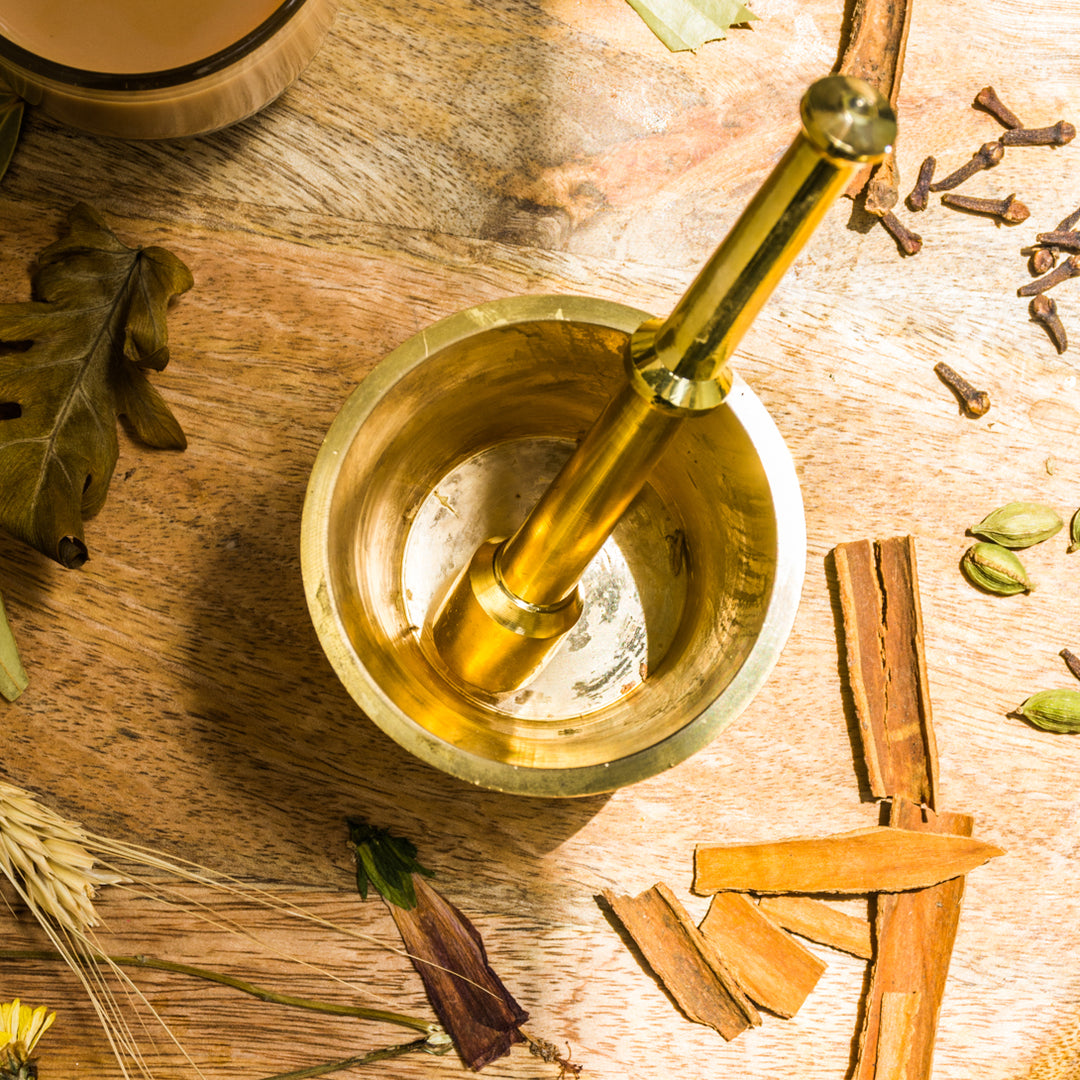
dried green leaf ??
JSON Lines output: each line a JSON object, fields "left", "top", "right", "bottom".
{"left": 0, "top": 204, "right": 192, "bottom": 567}
{"left": 0, "top": 589, "right": 27, "bottom": 702}
{"left": 0, "top": 91, "right": 24, "bottom": 185}
{"left": 346, "top": 818, "right": 434, "bottom": 910}
{"left": 625, "top": 0, "right": 756, "bottom": 52}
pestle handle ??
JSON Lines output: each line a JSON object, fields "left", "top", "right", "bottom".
{"left": 629, "top": 75, "right": 897, "bottom": 414}
{"left": 431, "top": 76, "right": 896, "bottom": 694}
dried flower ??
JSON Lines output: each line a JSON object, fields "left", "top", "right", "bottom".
{"left": 0, "top": 999, "right": 55, "bottom": 1080}
{"left": 348, "top": 819, "right": 530, "bottom": 1070}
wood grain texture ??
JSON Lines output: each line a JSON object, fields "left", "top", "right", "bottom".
{"left": 0, "top": 0, "right": 1078, "bottom": 1076}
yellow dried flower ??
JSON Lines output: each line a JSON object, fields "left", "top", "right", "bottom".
{"left": 0, "top": 998, "right": 55, "bottom": 1062}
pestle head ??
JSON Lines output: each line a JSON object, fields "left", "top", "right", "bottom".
{"left": 800, "top": 75, "right": 896, "bottom": 165}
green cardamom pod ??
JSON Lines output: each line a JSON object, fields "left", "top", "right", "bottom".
{"left": 970, "top": 501, "right": 1063, "bottom": 548}
{"left": 1069, "top": 508, "right": 1080, "bottom": 554}
{"left": 960, "top": 541, "right": 1034, "bottom": 595}
{"left": 1014, "top": 689, "right": 1080, "bottom": 733}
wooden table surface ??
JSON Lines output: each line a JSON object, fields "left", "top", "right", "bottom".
{"left": 3, "top": 1, "right": 1080, "bottom": 1077}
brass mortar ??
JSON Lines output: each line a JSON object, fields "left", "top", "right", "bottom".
{"left": 301, "top": 294, "right": 804, "bottom": 795}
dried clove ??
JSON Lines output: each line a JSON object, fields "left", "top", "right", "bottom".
{"left": 1061, "top": 648, "right": 1080, "bottom": 681}
{"left": 1035, "top": 230, "right": 1080, "bottom": 250}
{"left": 878, "top": 210, "right": 923, "bottom": 254}
{"left": 934, "top": 361, "right": 990, "bottom": 417}
{"left": 940, "top": 192, "right": 1030, "bottom": 223}
{"left": 1000, "top": 121, "right": 1076, "bottom": 147}
{"left": 929, "top": 141, "right": 1004, "bottom": 192}
{"left": 973, "top": 86, "right": 1025, "bottom": 129}
{"left": 1018, "top": 254, "right": 1080, "bottom": 296}
{"left": 1030, "top": 247, "right": 1058, "bottom": 275}
{"left": 906, "top": 156, "right": 936, "bottom": 212}
{"left": 1054, "top": 206, "right": 1080, "bottom": 233}
{"left": 1030, "top": 294, "right": 1068, "bottom": 353}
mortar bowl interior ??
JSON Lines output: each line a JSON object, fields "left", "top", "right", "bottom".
{"left": 301, "top": 295, "right": 805, "bottom": 796}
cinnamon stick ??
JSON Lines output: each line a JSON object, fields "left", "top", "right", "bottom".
{"left": 833, "top": 536, "right": 939, "bottom": 807}
{"left": 693, "top": 825, "right": 1003, "bottom": 895}
{"left": 603, "top": 883, "right": 760, "bottom": 1040}
{"left": 875, "top": 991, "right": 921, "bottom": 1080}
{"left": 756, "top": 895, "right": 873, "bottom": 960}
{"left": 853, "top": 799, "right": 978, "bottom": 1080}
{"left": 838, "top": 0, "right": 913, "bottom": 211}
{"left": 698, "top": 892, "right": 825, "bottom": 1018}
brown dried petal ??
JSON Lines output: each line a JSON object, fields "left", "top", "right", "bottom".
{"left": 389, "top": 876, "right": 528, "bottom": 1070}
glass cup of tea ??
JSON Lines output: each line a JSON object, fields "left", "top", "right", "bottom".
{"left": 0, "top": 0, "right": 338, "bottom": 139}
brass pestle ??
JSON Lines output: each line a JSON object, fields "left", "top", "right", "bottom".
{"left": 429, "top": 75, "right": 896, "bottom": 694}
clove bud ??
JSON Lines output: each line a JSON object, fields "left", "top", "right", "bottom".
{"left": 1030, "top": 294, "right": 1068, "bottom": 353}
{"left": 940, "top": 192, "right": 1030, "bottom": 223}
{"left": 929, "top": 141, "right": 1004, "bottom": 192}
{"left": 1000, "top": 121, "right": 1076, "bottom": 147}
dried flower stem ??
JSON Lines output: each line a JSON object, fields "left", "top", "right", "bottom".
{"left": 254, "top": 1037, "right": 435, "bottom": 1080}
{"left": 933, "top": 362, "right": 991, "bottom": 417}
{"left": 973, "top": 86, "right": 1024, "bottom": 129}
{"left": 0, "top": 950, "right": 436, "bottom": 1033}
{"left": 1030, "top": 294, "right": 1068, "bottom": 353}
{"left": 906, "top": 156, "right": 935, "bottom": 211}
{"left": 929, "top": 141, "right": 1004, "bottom": 192}
{"left": 879, "top": 210, "right": 922, "bottom": 255}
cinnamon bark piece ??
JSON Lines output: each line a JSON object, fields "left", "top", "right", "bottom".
{"left": 603, "top": 882, "right": 761, "bottom": 1040}
{"left": 853, "top": 799, "right": 978, "bottom": 1080}
{"left": 833, "top": 536, "right": 939, "bottom": 808}
{"left": 693, "top": 826, "right": 1003, "bottom": 895}
{"left": 838, "top": 0, "right": 913, "bottom": 211}
{"left": 756, "top": 895, "right": 873, "bottom": 959}
{"left": 875, "top": 991, "right": 921, "bottom": 1080}
{"left": 698, "top": 891, "right": 825, "bottom": 1018}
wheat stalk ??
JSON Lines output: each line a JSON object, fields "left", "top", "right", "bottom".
{"left": 0, "top": 781, "right": 448, "bottom": 1078}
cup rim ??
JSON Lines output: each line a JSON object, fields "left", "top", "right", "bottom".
{"left": 0, "top": 0, "right": 307, "bottom": 91}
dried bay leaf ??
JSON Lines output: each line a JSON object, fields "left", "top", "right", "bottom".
{"left": 346, "top": 818, "right": 530, "bottom": 1071}
{"left": 626, "top": 0, "right": 756, "bottom": 52}
{"left": 0, "top": 204, "right": 192, "bottom": 567}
